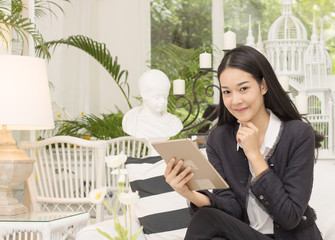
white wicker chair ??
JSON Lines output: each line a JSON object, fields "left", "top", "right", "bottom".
{"left": 105, "top": 136, "right": 152, "bottom": 192}
{"left": 106, "top": 136, "right": 152, "bottom": 158}
{"left": 17, "top": 136, "right": 107, "bottom": 222}
{"left": 103, "top": 136, "right": 152, "bottom": 217}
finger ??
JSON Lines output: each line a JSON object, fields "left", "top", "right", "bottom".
{"left": 238, "top": 126, "right": 255, "bottom": 136}
{"left": 236, "top": 132, "right": 242, "bottom": 143}
{"left": 172, "top": 170, "right": 194, "bottom": 189}
{"left": 166, "top": 159, "right": 184, "bottom": 181}
{"left": 175, "top": 166, "right": 192, "bottom": 182}
{"left": 236, "top": 129, "right": 246, "bottom": 141}
{"left": 164, "top": 157, "right": 175, "bottom": 177}
{"left": 236, "top": 128, "right": 253, "bottom": 143}
{"left": 171, "top": 159, "right": 184, "bottom": 176}
{"left": 237, "top": 128, "right": 248, "bottom": 135}
{"left": 179, "top": 172, "right": 194, "bottom": 186}
{"left": 237, "top": 128, "right": 250, "bottom": 139}
{"left": 236, "top": 135, "right": 240, "bottom": 143}
{"left": 243, "top": 122, "right": 258, "bottom": 131}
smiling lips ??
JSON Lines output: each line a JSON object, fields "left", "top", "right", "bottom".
{"left": 234, "top": 107, "right": 248, "bottom": 113}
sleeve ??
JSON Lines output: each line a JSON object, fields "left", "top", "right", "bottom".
{"left": 250, "top": 122, "right": 316, "bottom": 230}
{"left": 190, "top": 131, "right": 244, "bottom": 221}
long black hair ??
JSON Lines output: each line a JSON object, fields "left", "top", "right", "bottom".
{"left": 217, "top": 46, "right": 323, "bottom": 148}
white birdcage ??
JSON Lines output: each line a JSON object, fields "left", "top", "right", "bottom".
{"left": 304, "top": 15, "right": 328, "bottom": 89}
{"left": 319, "top": 20, "right": 333, "bottom": 76}
{"left": 251, "top": 0, "right": 335, "bottom": 158}
{"left": 264, "top": 0, "right": 308, "bottom": 87}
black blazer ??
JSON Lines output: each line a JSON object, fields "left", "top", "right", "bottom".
{"left": 191, "top": 120, "right": 323, "bottom": 240}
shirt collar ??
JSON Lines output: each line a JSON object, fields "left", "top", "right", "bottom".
{"left": 236, "top": 110, "right": 282, "bottom": 155}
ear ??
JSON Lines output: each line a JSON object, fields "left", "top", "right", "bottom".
{"left": 261, "top": 78, "right": 268, "bottom": 95}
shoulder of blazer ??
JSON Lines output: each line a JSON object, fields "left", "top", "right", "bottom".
{"left": 283, "top": 120, "right": 314, "bottom": 134}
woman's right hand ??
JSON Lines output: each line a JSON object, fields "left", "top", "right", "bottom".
{"left": 164, "top": 157, "right": 211, "bottom": 207}
{"left": 164, "top": 157, "right": 194, "bottom": 198}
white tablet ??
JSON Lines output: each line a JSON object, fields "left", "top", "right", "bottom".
{"left": 152, "top": 138, "right": 229, "bottom": 191}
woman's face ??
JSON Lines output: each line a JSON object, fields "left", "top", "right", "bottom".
{"left": 219, "top": 68, "right": 267, "bottom": 124}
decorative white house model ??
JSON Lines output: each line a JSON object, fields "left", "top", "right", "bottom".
{"left": 247, "top": 0, "right": 335, "bottom": 158}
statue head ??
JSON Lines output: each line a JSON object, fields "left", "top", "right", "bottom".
{"left": 138, "top": 69, "right": 171, "bottom": 115}
{"left": 122, "top": 69, "right": 182, "bottom": 144}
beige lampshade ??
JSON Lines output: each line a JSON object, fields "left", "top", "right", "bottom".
{"left": 0, "top": 55, "right": 54, "bottom": 130}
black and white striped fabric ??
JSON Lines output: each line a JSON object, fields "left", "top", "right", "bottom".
{"left": 125, "top": 156, "right": 191, "bottom": 240}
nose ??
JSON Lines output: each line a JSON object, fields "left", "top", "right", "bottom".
{"left": 157, "top": 96, "right": 166, "bottom": 105}
{"left": 231, "top": 92, "right": 242, "bottom": 105}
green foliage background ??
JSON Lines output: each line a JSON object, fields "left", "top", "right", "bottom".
{"left": 151, "top": 0, "right": 335, "bottom": 72}
{"left": 150, "top": 44, "right": 217, "bottom": 138}
{"left": 151, "top": 0, "right": 212, "bottom": 49}
{"left": 149, "top": 0, "right": 335, "bottom": 140}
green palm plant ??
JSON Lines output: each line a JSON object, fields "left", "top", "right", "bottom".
{"left": 0, "top": 0, "right": 71, "bottom": 57}
{"left": 50, "top": 111, "right": 126, "bottom": 140}
{"left": 35, "top": 35, "right": 132, "bottom": 109}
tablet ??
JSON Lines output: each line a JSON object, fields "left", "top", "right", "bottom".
{"left": 151, "top": 138, "right": 229, "bottom": 191}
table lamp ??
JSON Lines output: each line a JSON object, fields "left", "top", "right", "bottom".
{"left": 0, "top": 55, "right": 54, "bottom": 215}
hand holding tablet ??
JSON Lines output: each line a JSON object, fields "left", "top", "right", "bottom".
{"left": 152, "top": 138, "right": 229, "bottom": 191}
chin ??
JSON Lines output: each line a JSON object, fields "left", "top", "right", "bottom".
{"left": 235, "top": 115, "right": 252, "bottom": 123}
{"left": 232, "top": 111, "right": 252, "bottom": 123}
{"left": 155, "top": 109, "right": 165, "bottom": 113}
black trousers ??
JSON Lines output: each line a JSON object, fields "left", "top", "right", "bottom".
{"left": 184, "top": 207, "right": 275, "bottom": 240}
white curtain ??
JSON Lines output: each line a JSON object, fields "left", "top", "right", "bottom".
{"left": 36, "top": 0, "right": 151, "bottom": 118}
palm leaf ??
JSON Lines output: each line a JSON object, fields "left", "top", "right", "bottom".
{"left": 0, "top": 13, "right": 50, "bottom": 58}
{"left": 150, "top": 43, "right": 204, "bottom": 80}
{"left": 34, "top": 0, "right": 71, "bottom": 19}
{"left": 35, "top": 35, "right": 132, "bottom": 109}
{"left": 10, "top": 0, "right": 24, "bottom": 15}
{"left": 0, "top": 0, "right": 11, "bottom": 12}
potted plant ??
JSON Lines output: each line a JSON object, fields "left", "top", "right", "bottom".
{"left": 46, "top": 111, "right": 126, "bottom": 140}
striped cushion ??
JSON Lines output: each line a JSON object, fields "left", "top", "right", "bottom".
{"left": 125, "top": 156, "right": 191, "bottom": 240}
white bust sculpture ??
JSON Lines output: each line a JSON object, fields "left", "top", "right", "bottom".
{"left": 122, "top": 69, "right": 183, "bottom": 143}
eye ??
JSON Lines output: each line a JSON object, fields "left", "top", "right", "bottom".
{"left": 222, "top": 90, "right": 230, "bottom": 95}
{"left": 240, "top": 87, "right": 248, "bottom": 92}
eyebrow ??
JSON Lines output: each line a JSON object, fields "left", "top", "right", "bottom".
{"left": 221, "top": 80, "right": 249, "bottom": 89}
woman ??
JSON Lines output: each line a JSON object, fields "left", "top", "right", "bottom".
{"left": 164, "top": 46, "right": 323, "bottom": 240}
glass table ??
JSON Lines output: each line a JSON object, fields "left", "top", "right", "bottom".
{"left": 0, "top": 211, "right": 90, "bottom": 240}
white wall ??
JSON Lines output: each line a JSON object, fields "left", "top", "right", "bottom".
{"left": 36, "top": 0, "right": 151, "bottom": 117}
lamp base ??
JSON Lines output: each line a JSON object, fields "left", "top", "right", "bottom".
{"left": 0, "top": 203, "right": 28, "bottom": 216}
{"left": 0, "top": 127, "right": 35, "bottom": 216}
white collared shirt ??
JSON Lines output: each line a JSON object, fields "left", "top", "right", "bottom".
{"left": 237, "top": 110, "right": 282, "bottom": 234}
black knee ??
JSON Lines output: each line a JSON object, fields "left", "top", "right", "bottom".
{"left": 193, "top": 207, "right": 220, "bottom": 220}
{"left": 188, "top": 207, "right": 226, "bottom": 233}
